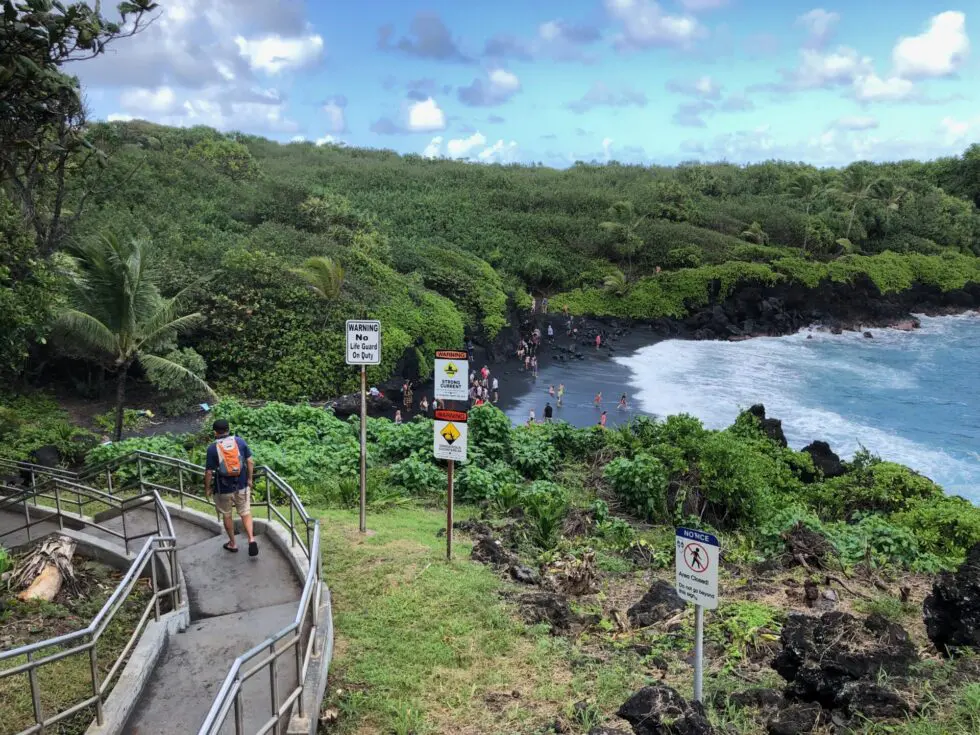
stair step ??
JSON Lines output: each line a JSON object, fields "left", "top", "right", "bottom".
{"left": 123, "top": 602, "right": 300, "bottom": 735}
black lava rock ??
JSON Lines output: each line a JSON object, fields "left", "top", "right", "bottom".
{"left": 627, "top": 581, "right": 686, "bottom": 628}
{"left": 617, "top": 686, "right": 714, "bottom": 735}
{"left": 924, "top": 542, "right": 980, "bottom": 655}
{"left": 766, "top": 703, "right": 822, "bottom": 735}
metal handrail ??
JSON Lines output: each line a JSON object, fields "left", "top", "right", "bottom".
{"left": 1, "top": 449, "right": 323, "bottom": 735}
{"left": 0, "top": 480, "right": 180, "bottom": 735}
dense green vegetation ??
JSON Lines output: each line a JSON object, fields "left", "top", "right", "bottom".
{"left": 3, "top": 120, "right": 980, "bottom": 402}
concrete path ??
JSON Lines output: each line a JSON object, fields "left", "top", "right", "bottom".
{"left": 0, "top": 503, "right": 307, "bottom": 735}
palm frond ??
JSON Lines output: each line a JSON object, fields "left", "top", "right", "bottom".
{"left": 138, "top": 353, "right": 217, "bottom": 399}
{"left": 138, "top": 309, "right": 205, "bottom": 352}
{"left": 291, "top": 256, "right": 345, "bottom": 300}
{"left": 54, "top": 309, "right": 118, "bottom": 356}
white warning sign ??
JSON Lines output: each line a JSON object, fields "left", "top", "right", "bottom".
{"left": 345, "top": 320, "right": 381, "bottom": 365}
{"left": 434, "top": 350, "right": 469, "bottom": 402}
{"left": 433, "top": 410, "right": 468, "bottom": 462}
{"left": 675, "top": 527, "right": 720, "bottom": 609}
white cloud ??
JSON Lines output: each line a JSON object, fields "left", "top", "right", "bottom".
{"left": 458, "top": 68, "right": 522, "bottom": 106}
{"left": 407, "top": 97, "right": 446, "bottom": 132}
{"left": 447, "top": 132, "right": 488, "bottom": 158}
{"left": 892, "top": 11, "right": 969, "bottom": 79}
{"left": 602, "top": 136, "right": 614, "bottom": 161}
{"left": 291, "top": 135, "right": 306, "bottom": 142}
{"left": 119, "top": 86, "right": 178, "bottom": 114}
{"left": 478, "top": 139, "right": 520, "bottom": 163}
{"left": 667, "top": 75, "right": 722, "bottom": 99}
{"left": 107, "top": 113, "right": 135, "bottom": 122}
{"left": 422, "top": 136, "right": 444, "bottom": 158}
{"left": 605, "top": 0, "right": 702, "bottom": 50}
{"left": 315, "top": 135, "right": 338, "bottom": 146}
{"left": 797, "top": 8, "right": 840, "bottom": 48}
{"left": 853, "top": 73, "right": 915, "bottom": 102}
{"left": 157, "top": 98, "right": 300, "bottom": 134}
{"left": 831, "top": 115, "right": 880, "bottom": 131}
{"left": 234, "top": 33, "right": 324, "bottom": 75}
{"left": 941, "top": 115, "right": 980, "bottom": 145}
{"left": 793, "top": 47, "right": 873, "bottom": 88}
{"left": 323, "top": 97, "right": 347, "bottom": 134}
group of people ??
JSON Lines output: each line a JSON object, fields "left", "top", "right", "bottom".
{"left": 392, "top": 380, "right": 451, "bottom": 424}
{"left": 469, "top": 364, "right": 499, "bottom": 407}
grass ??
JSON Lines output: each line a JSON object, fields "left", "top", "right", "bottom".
{"left": 314, "top": 504, "right": 651, "bottom": 734}
{"left": 0, "top": 558, "right": 154, "bottom": 735}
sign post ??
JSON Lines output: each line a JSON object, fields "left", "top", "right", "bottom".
{"left": 433, "top": 408, "right": 468, "bottom": 560}
{"left": 675, "top": 527, "right": 720, "bottom": 703}
{"left": 346, "top": 320, "right": 381, "bottom": 534}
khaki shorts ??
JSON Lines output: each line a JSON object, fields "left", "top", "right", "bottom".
{"left": 214, "top": 489, "right": 251, "bottom": 518}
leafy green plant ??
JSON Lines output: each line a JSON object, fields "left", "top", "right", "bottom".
{"left": 604, "top": 453, "right": 668, "bottom": 521}
{"left": 520, "top": 481, "right": 569, "bottom": 549}
{"left": 389, "top": 455, "right": 444, "bottom": 497}
{"left": 0, "top": 545, "right": 12, "bottom": 576}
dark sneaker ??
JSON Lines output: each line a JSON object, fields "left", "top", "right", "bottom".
{"left": 248, "top": 541, "right": 258, "bottom": 557}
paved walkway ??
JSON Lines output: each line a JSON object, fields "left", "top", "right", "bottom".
{"left": 0, "top": 500, "right": 306, "bottom": 734}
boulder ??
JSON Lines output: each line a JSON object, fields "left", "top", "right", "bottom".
{"left": 772, "top": 612, "right": 918, "bottom": 708}
{"left": 518, "top": 592, "right": 573, "bottom": 633}
{"left": 923, "top": 542, "right": 980, "bottom": 655}
{"left": 509, "top": 565, "right": 540, "bottom": 585}
{"left": 327, "top": 392, "right": 393, "bottom": 419}
{"left": 863, "top": 331, "right": 874, "bottom": 339}
{"left": 617, "top": 686, "right": 714, "bottom": 735}
{"left": 835, "top": 681, "right": 914, "bottom": 720}
{"left": 471, "top": 536, "right": 518, "bottom": 567}
{"left": 627, "top": 581, "right": 686, "bottom": 628}
{"left": 747, "top": 405, "right": 788, "bottom": 447}
{"left": 766, "top": 703, "right": 822, "bottom": 735}
{"left": 28, "top": 444, "right": 60, "bottom": 468}
{"left": 801, "top": 441, "right": 846, "bottom": 479}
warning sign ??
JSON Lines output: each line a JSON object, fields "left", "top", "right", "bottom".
{"left": 345, "top": 320, "right": 381, "bottom": 365}
{"left": 675, "top": 527, "right": 719, "bottom": 609}
{"left": 433, "top": 409, "right": 468, "bottom": 461}
{"left": 434, "top": 350, "right": 469, "bottom": 402}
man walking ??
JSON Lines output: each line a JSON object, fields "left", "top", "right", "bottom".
{"left": 204, "top": 419, "right": 258, "bottom": 556}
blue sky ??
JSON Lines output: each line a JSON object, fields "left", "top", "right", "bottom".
{"left": 78, "top": 0, "right": 978, "bottom": 167}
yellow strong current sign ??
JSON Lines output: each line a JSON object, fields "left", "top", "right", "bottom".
{"left": 440, "top": 422, "right": 461, "bottom": 444}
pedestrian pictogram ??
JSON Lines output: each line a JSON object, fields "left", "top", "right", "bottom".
{"left": 684, "top": 542, "right": 709, "bottom": 573}
{"left": 441, "top": 422, "right": 461, "bottom": 445}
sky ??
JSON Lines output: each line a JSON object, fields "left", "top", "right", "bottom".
{"left": 76, "top": 0, "right": 979, "bottom": 168}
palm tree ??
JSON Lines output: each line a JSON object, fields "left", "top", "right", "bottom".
{"left": 829, "top": 167, "right": 879, "bottom": 240}
{"left": 56, "top": 235, "right": 213, "bottom": 440}
{"left": 603, "top": 269, "right": 629, "bottom": 296}
{"left": 740, "top": 221, "right": 769, "bottom": 245}
{"left": 788, "top": 172, "right": 821, "bottom": 252}
{"left": 291, "top": 256, "right": 345, "bottom": 300}
{"left": 600, "top": 201, "right": 645, "bottom": 281}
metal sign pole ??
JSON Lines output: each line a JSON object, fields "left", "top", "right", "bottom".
{"left": 694, "top": 604, "right": 704, "bottom": 703}
{"left": 359, "top": 364, "right": 367, "bottom": 534}
{"left": 446, "top": 459, "right": 454, "bottom": 560}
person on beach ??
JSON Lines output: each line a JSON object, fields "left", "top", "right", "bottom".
{"left": 420, "top": 396, "right": 429, "bottom": 414}
{"left": 528, "top": 408, "right": 536, "bottom": 425}
{"left": 403, "top": 382, "right": 413, "bottom": 413}
{"left": 542, "top": 297, "right": 549, "bottom": 313}
{"left": 595, "top": 334, "right": 602, "bottom": 349}
{"left": 557, "top": 383, "right": 565, "bottom": 406}
{"left": 394, "top": 410, "right": 402, "bottom": 425}
{"left": 492, "top": 376, "right": 499, "bottom": 403}
{"left": 594, "top": 392, "right": 602, "bottom": 407}
{"left": 547, "top": 324, "right": 554, "bottom": 341}
{"left": 549, "top": 385, "right": 555, "bottom": 398}
{"left": 563, "top": 303, "right": 569, "bottom": 316}
{"left": 466, "top": 338, "right": 474, "bottom": 361}
{"left": 618, "top": 394, "right": 628, "bottom": 410}
{"left": 431, "top": 398, "right": 440, "bottom": 411}
{"left": 481, "top": 365, "right": 490, "bottom": 384}
{"left": 544, "top": 402, "right": 553, "bottom": 423}
{"left": 205, "top": 419, "right": 258, "bottom": 557}
{"left": 531, "top": 355, "right": 538, "bottom": 378}
{"left": 524, "top": 354, "right": 531, "bottom": 372}
{"left": 599, "top": 411, "right": 608, "bottom": 428}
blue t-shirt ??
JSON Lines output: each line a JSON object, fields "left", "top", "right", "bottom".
{"left": 206, "top": 436, "right": 252, "bottom": 493}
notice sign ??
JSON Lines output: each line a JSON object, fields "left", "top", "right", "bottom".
{"left": 346, "top": 320, "right": 381, "bottom": 365}
{"left": 675, "top": 527, "right": 720, "bottom": 609}
{"left": 434, "top": 350, "right": 469, "bottom": 402}
{"left": 433, "top": 409, "right": 468, "bottom": 462}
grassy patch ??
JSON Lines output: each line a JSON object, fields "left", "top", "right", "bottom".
{"left": 315, "top": 505, "right": 650, "bottom": 734}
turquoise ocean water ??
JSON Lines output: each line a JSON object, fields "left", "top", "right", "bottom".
{"left": 613, "top": 313, "right": 980, "bottom": 501}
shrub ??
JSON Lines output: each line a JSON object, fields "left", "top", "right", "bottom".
{"left": 509, "top": 427, "right": 557, "bottom": 480}
{"left": 468, "top": 404, "right": 512, "bottom": 463}
{"left": 389, "top": 454, "right": 444, "bottom": 496}
{"left": 520, "top": 481, "right": 569, "bottom": 549}
{"left": 889, "top": 496, "right": 980, "bottom": 560}
{"left": 604, "top": 453, "right": 669, "bottom": 521}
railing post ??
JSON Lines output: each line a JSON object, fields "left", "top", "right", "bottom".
{"left": 28, "top": 651, "right": 42, "bottom": 727}
{"left": 266, "top": 473, "right": 272, "bottom": 521}
{"left": 170, "top": 545, "right": 180, "bottom": 609}
{"left": 150, "top": 550, "right": 161, "bottom": 622}
{"left": 106, "top": 467, "right": 113, "bottom": 495}
{"left": 137, "top": 454, "right": 145, "bottom": 494}
{"left": 178, "top": 468, "right": 185, "bottom": 509}
{"left": 91, "top": 642, "right": 104, "bottom": 725}
{"left": 121, "top": 501, "right": 129, "bottom": 555}
{"left": 55, "top": 481, "right": 64, "bottom": 529}
{"left": 234, "top": 688, "right": 245, "bottom": 735}
{"left": 269, "top": 642, "right": 280, "bottom": 732}
{"left": 289, "top": 501, "right": 295, "bottom": 547}
{"left": 295, "top": 640, "right": 305, "bottom": 718}
{"left": 23, "top": 496, "right": 31, "bottom": 542}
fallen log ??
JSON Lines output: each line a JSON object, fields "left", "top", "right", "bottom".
{"left": 10, "top": 535, "right": 77, "bottom": 602}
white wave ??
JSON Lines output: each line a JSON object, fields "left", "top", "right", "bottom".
{"left": 615, "top": 317, "right": 980, "bottom": 499}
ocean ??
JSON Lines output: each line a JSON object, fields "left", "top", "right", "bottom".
{"left": 614, "top": 314, "right": 980, "bottom": 501}
{"left": 503, "top": 314, "right": 979, "bottom": 499}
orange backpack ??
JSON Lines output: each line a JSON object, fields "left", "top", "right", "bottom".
{"left": 215, "top": 436, "right": 242, "bottom": 477}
